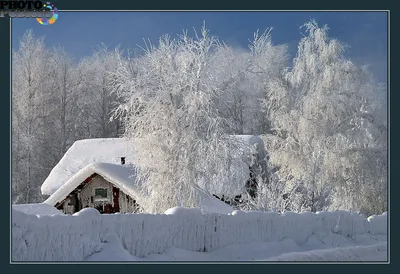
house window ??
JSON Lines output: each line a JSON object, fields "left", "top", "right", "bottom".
{"left": 94, "top": 188, "right": 108, "bottom": 199}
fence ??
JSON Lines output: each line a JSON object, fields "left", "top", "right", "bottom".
{"left": 12, "top": 208, "right": 387, "bottom": 261}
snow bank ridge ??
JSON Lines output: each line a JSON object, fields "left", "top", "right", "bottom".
{"left": 12, "top": 209, "right": 387, "bottom": 261}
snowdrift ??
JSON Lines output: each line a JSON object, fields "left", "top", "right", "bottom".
{"left": 12, "top": 203, "right": 64, "bottom": 216}
{"left": 12, "top": 208, "right": 387, "bottom": 261}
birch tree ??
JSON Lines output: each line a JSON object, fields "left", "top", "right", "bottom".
{"left": 12, "top": 30, "right": 49, "bottom": 203}
{"left": 77, "top": 45, "right": 124, "bottom": 138}
{"left": 111, "top": 26, "right": 242, "bottom": 213}
{"left": 262, "top": 20, "right": 387, "bottom": 214}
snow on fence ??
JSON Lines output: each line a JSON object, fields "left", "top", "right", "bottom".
{"left": 12, "top": 208, "right": 387, "bottom": 261}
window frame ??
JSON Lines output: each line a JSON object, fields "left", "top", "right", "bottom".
{"left": 94, "top": 188, "right": 108, "bottom": 201}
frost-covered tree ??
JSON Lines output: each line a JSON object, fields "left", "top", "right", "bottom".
{"left": 111, "top": 25, "right": 242, "bottom": 213}
{"left": 261, "top": 20, "right": 387, "bottom": 214}
{"left": 76, "top": 45, "right": 124, "bottom": 138}
{"left": 210, "top": 44, "right": 254, "bottom": 134}
{"left": 45, "top": 46, "right": 85, "bottom": 159}
{"left": 12, "top": 31, "right": 126, "bottom": 204}
{"left": 12, "top": 30, "right": 50, "bottom": 203}
{"left": 247, "top": 28, "right": 290, "bottom": 134}
{"left": 211, "top": 29, "right": 289, "bottom": 136}
{"left": 221, "top": 29, "right": 292, "bottom": 212}
{"left": 330, "top": 73, "right": 387, "bottom": 216}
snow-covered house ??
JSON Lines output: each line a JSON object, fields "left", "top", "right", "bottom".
{"left": 41, "top": 137, "right": 268, "bottom": 214}
{"left": 41, "top": 139, "right": 142, "bottom": 214}
{"left": 44, "top": 162, "right": 141, "bottom": 214}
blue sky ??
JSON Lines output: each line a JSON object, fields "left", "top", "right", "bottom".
{"left": 12, "top": 11, "right": 388, "bottom": 82}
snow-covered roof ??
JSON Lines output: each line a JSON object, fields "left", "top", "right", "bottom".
{"left": 12, "top": 203, "right": 64, "bottom": 216}
{"left": 233, "top": 135, "right": 267, "bottom": 163}
{"left": 43, "top": 161, "right": 233, "bottom": 214}
{"left": 41, "top": 136, "right": 267, "bottom": 200}
{"left": 44, "top": 162, "right": 141, "bottom": 207}
{"left": 41, "top": 138, "right": 133, "bottom": 196}
{"left": 198, "top": 194, "right": 234, "bottom": 214}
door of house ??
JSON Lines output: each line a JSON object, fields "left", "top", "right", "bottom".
{"left": 113, "top": 186, "right": 120, "bottom": 213}
{"left": 104, "top": 204, "right": 112, "bottom": 214}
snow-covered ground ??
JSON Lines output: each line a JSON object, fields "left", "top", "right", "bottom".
{"left": 86, "top": 235, "right": 387, "bottom": 262}
{"left": 12, "top": 207, "right": 387, "bottom": 262}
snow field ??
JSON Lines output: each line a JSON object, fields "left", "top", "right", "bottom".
{"left": 12, "top": 208, "right": 387, "bottom": 261}
{"left": 263, "top": 242, "right": 387, "bottom": 261}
